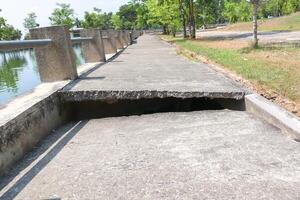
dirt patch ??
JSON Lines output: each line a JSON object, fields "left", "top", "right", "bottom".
{"left": 245, "top": 48, "right": 300, "bottom": 71}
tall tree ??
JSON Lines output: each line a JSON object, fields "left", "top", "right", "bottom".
{"left": 81, "top": 8, "right": 113, "bottom": 29}
{"left": 81, "top": 8, "right": 105, "bottom": 29}
{"left": 248, "top": 0, "right": 260, "bottom": 47}
{"left": 179, "top": 0, "right": 187, "bottom": 37}
{"left": 23, "top": 12, "right": 39, "bottom": 30}
{"left": 189, "top": 0, "right": 196, "bottom": 39}
{"left": 49, "top": 3, "right": 75, "bottom": 28}
{"left": 23, "top": 12, "right": 39, "bottom": 39}
{"left": 117, "top": 1, "right": 140, "bottom": 29}
{"left": 146, "top": 0, "right": 181, "bottom": 36}
{"left": 111, "top": 14, "right": 122, "bottom": 30}
{"left": 0, "top": 17, "right": 22, "bottom": 40}
{"left": 136, "top": 1, "right": 149, "bottom": 29}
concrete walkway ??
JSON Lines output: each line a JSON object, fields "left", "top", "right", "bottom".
{"left": 62, "top": 34, "right": 244, "bottom": 101}
{"left": 1, "top": 34, "right": 300, "bottom": 200}
{"left": 1, "top": 111, "right": 300, "bottom": 199}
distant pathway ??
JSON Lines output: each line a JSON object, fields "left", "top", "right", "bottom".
{"left": 197, "top": 30, "right": 300, "bottom": 42}
{"left": 62, "top": 34, "right": 244, "bottom": 101}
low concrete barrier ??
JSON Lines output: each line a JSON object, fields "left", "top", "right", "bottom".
{"left": 0, "top": 82, "right": 71, "bottom": 175}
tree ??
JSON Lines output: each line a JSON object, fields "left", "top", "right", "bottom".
{"left": 146, "top": 0, "right": 181, "bottom": 36}
{"left": 136, "top": 1, "right": 150, "bottom": 29}
{"left": 23, "top": 12, "right": 39, "bottom": 30}
{"left": 23, "top": 12, "right": 39, "bottom": 40}
{"left": 81, "top": 8, "right": 105, "bottom": 29}
{"left": 49, "top": 3, "right": 75, "bottom": 28}
{"left": 189, "top": 0, "right": 196, "bottom": 39}
{"left": 248, "top": 0, "right": 260, "bottom": 48}
{"left": 81, "top": 8, "right": 113, "bottom": 29}
{"left": 103, "top": 12, "right": 113, "bottom": 29}
{"left": 0, "top": 17, "right": 22, "bottom": 40}
{"left": 117, "top": 1, "right": 139, "bottom": 29}
{"left": 179, "top": 0, "right": 187, "bottom": 37}
{"left": 223, "top": 0, "right": 252, "bottom": 23}
{"left": 111, "top": 14, "right": 122, "bottom": 30}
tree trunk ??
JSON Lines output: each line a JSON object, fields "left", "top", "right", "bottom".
{"left": 189, "top": 0, "right": 196, "bottom": 39}
{"left": 252, "top": 0, "right": 259, "bottom": 48}
{"left": 188, "top": 19, "right": 192, "bottom": 38}
{"left": 163, "top": 25, "right": 167, "bottom": 35}
{"left": 179, "top": 0, "right": 187, "bottom": 38}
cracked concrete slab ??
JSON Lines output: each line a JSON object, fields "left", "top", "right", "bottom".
{"left": 1, "top": 110, "right": 300, "bottom": 200}
{"left": 61, "top": 34, "right": 245, "bottom": 101}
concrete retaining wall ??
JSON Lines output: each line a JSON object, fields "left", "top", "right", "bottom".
{"left": 0, "top": 93, "right": 71, "bottom": 175}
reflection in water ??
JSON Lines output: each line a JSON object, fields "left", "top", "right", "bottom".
{"left": 0, "top": 50, "right": 41, "bottom": 104}
{"left": 0, "top": 46, "right": 85, "bottom": 105}
{"left": 73, "top": 44, "right": 85, "bottom": 66}
{"left": 0, "top": 54, "right": 27, "bottom": 91}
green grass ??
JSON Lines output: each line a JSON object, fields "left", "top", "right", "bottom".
{"left": 161, "top": 35, "right": 300, "bottom": 102}
{"left": 176, "top": 40, "right": 286, "bottom": 86}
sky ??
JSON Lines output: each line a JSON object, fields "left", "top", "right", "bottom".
{"left": 0, "top": 0, "right": 129, "bottom": 34}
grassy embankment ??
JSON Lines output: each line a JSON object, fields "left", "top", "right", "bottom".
{"left": 222, "top": 12, "right": 300, "bottom": 31}
{"left": 160, "top": 34, "right": 300, "bottom": 116}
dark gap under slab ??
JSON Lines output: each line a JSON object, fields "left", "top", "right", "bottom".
{"left": 68, "top": 97, "right": 246, "bottom": 120}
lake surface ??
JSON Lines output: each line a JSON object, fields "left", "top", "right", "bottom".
{"left": 0, "top": 45, "right": 85, "bottom": 105}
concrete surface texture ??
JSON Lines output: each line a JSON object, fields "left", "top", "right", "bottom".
{"left": 62, "top": 34, "right": 245, "bottom": 101}
{"left": 1, "top": 110, "right": 300, "bottom": 199}
{"left": 197, "top": 30, "right": 300, "bottom": 42}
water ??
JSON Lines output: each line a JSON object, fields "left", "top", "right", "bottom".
{"left": 0, "top": 45, "right": 85, "bottom": 105}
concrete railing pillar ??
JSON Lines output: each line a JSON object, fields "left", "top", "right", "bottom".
{"left": 108, "top": 30, "right": 118, "bottom": 52}
{"left": 126, "top": 30, "right": 132, "bottom": 44}
{"left": 102, "top": 30, "right": 117, "bottom": 54}
{"left": 80, "top": 29, "right": 106, "bottom": 62}
{"left": 122, "top": 30, "right": 130, "bottom": 45}
{"left": 30, "top": 26, "right": 78, "bottom": 82}
{"left": 116, "top": 30, "right": 125, "bottom": 49}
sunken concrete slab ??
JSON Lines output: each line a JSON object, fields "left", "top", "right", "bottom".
{"left": 1, "top": 110, "right": 300, "bottom": 199}
{"left": 61, "top": 34, "right": 245, "bottom": 101}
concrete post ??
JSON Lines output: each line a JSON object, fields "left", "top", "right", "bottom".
{"left": 129, "top": 31, "right": 133, "bottom": 44}
{"left": 30, "top": 26, "right": 78, "bottom": 82}
{"left": 116, "top": 30, "right": 125, "bottom": 49}
{"left": 126, "top": 31, "right": 132, "bottom": 44}
{"left": 101, "top": 30, "right": 117, "bottom": 54}
{"left": 80, "top": 29, "right": 106, "bottom": 62}
{"left": 122, "top": 31, "right": 130, "bottom": 45}
{"left": 108, "top": 30, "right": 118, "bottom": 52}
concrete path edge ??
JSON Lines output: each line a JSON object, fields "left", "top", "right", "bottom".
{"left": 245, "top": 93, "right": 300, "bottom": 141}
